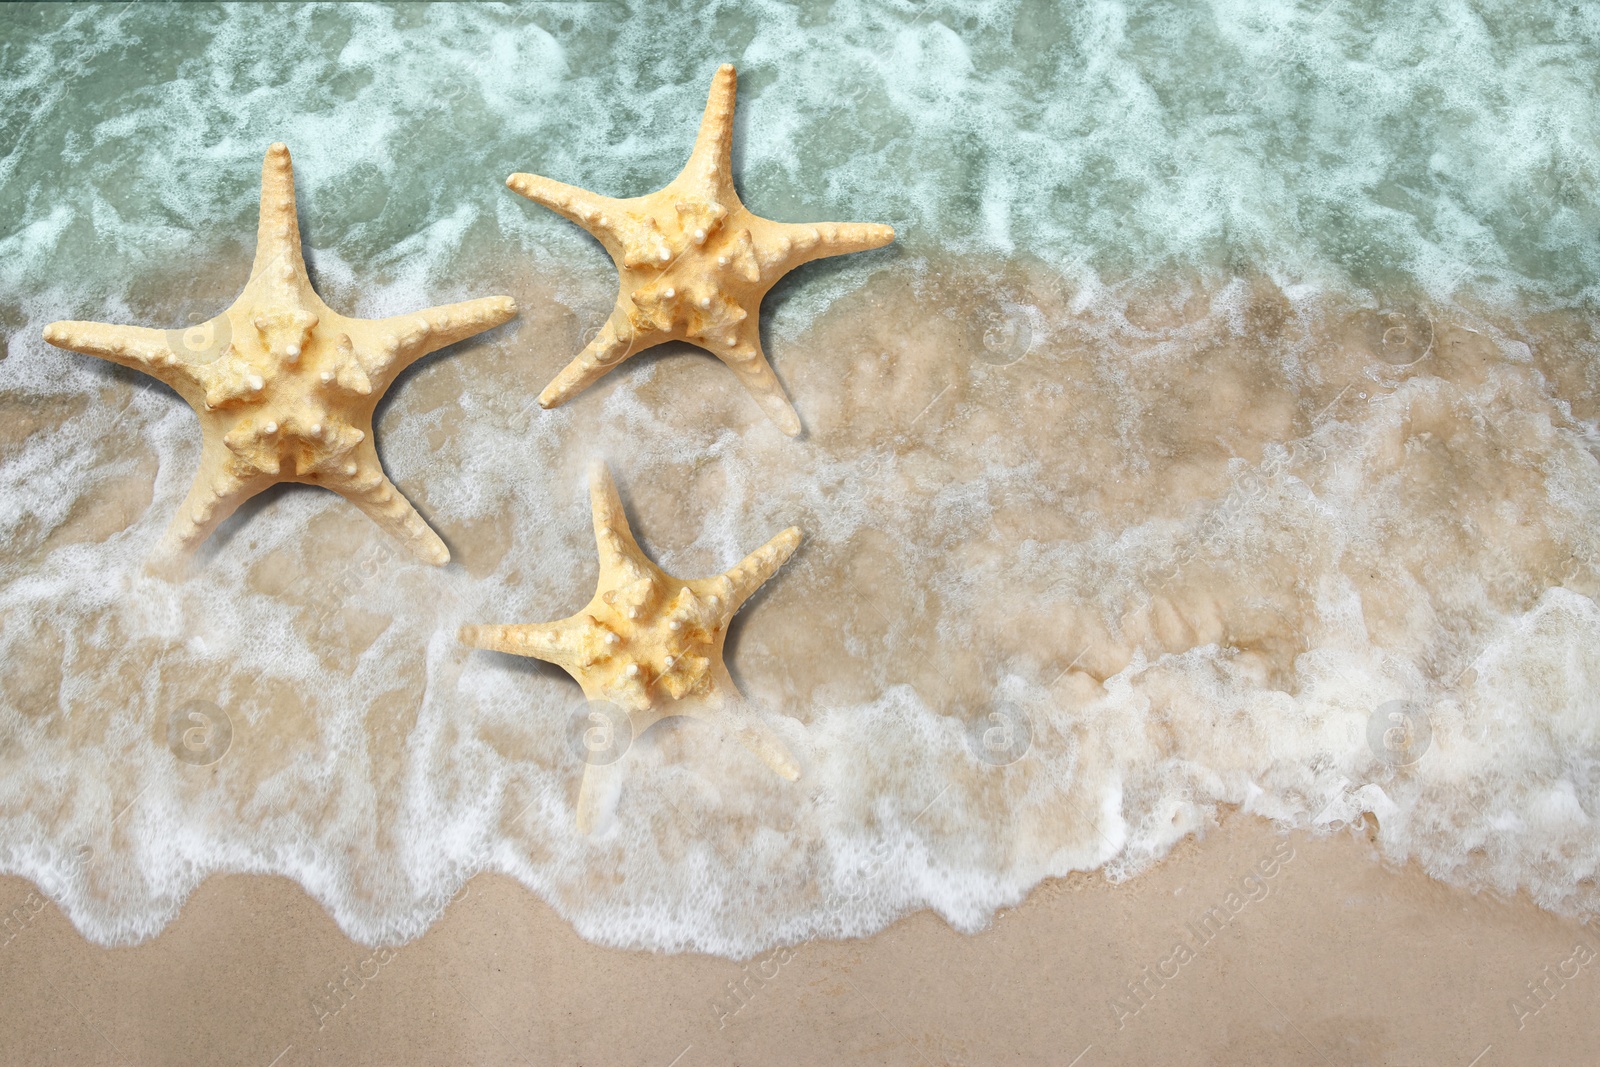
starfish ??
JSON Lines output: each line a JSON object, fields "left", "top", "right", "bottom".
{"left": 460, "top": 460, "right": 802, "bottom": 831}
{"left": 507, "top": 63, "right": 894, "bottom": 436}
{"left": 42, "top": 143, "right": 517, "bottom": 568}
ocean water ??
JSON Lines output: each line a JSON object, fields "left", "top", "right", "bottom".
{"left": 1, "top": 0, "right": 1599, "bottom": 951}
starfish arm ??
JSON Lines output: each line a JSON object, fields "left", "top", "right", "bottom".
{"left": 458, "top": 614, "right": 607, "bottom": 673}
{"left": 251, "top": 143, "right": 310, "bottom": 281}
{"left": 506, "top": 172, "right": 633, "bottom": 247}
{"left": 575, "top": 760, "right": 626, "bottom": 835}
{"left": 458, "top": 621, "right": 555, "bottom": 658}
{"left": 536, "top": 312, "right": 646, "bottom": 410}
{"left": 363, "top": 295, "right": 518, "bottom": 387}
{"left": 587, "top": 460, "right": 655, "bottom": 574}
{"left": 757, "top": 220, "right": 896, "bottom": 278}
{"left": 718, "top": 525, "right": 802, "bottom": 613}
{"left": 508, "top": 173, "right": 684, "bottom": 270}
{"left": 678, "top": 667, "right": 801, "bottom": 780}
{"left": 41, "top": 320, "right": 193, "bottom": 390}
{"left": 329, "top": 455, "right": 450, "bottom": 566}
{"left": 726, "top": 713, "right": 802, "bottom": 780}
{"left": 153, "top": 443, "right": 274, "bottom": 560}
{"left": 704, "top": 335, "right": 803, "bottom": 436}
{"left": 680, "top": 63, "right": 738, "bottom": 196}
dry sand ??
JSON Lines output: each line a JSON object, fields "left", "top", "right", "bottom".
{"left": 3, "top": 815, "right": 1597, "bottom": 1066}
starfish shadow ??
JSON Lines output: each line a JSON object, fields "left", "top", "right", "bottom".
{"left": 757, "top": 233, "right": 902, "bottom": 325}
{"left": 75, "top": 358, "right": 181, "bottom": 404}
{"left": 376, "top": 315, "right": 520, "bottom": 416}
{"left": 203, "top": 481, "right": 323, "bottom": 559}
{"left": 474, "top": 645, "right": 574, "bottom": 688}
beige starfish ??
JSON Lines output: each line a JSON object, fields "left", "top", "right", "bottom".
{"left": 507, "top": 63, "right": 894, "bottom": 436}
{"left": 42, "top": 143, "right": 517, "bottom": 567}
{"left": 460, "top": 460, "right": 802, "bottom": 831}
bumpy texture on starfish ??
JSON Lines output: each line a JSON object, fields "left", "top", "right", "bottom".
{"left": 42, "top": 143, "right": 517, "bottom": 567}
{"left": 461, "top": 460, "right": 802, "bottom": 831}
{"left": 508, "top": 64, "right": 894, "bottom": 436}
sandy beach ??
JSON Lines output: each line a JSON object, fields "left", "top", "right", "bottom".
{"left": 4, "top": 815, "right": 1597, "bottom": 1066}
{"left": 6, "top": 5, "right": 1600, "bottom": 1064}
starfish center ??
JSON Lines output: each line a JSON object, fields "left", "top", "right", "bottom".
{"left": 579, "top": 577, "right": 727, "bottom": 708}
{"left": 620, "top": 195, "right": 760, "bottom": 347}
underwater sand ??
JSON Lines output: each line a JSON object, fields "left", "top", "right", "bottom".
{"left": 6, "top": 259, "right": 1600, "bottom": 953}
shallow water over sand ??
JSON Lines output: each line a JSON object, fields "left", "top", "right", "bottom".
{"left": 3, "top": 250, "right": 1599, "bottom": 949}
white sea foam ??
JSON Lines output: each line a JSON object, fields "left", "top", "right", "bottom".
{"left": 3, "top": 2, "right": 1597, "bottom": 316}
{"left": 4, "top": 261, "right": 1600, "bottom": 950}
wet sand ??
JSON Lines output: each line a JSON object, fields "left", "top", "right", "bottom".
{"left": 3, "top": 815, "right": 1597, "bottom": 1066}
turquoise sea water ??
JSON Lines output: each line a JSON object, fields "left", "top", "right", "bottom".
{"left": 4, "top": 0, "right": 1598, "bottom": 310}
{"left": 3, "top": 2, "right": 1600, "bottom": 951}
